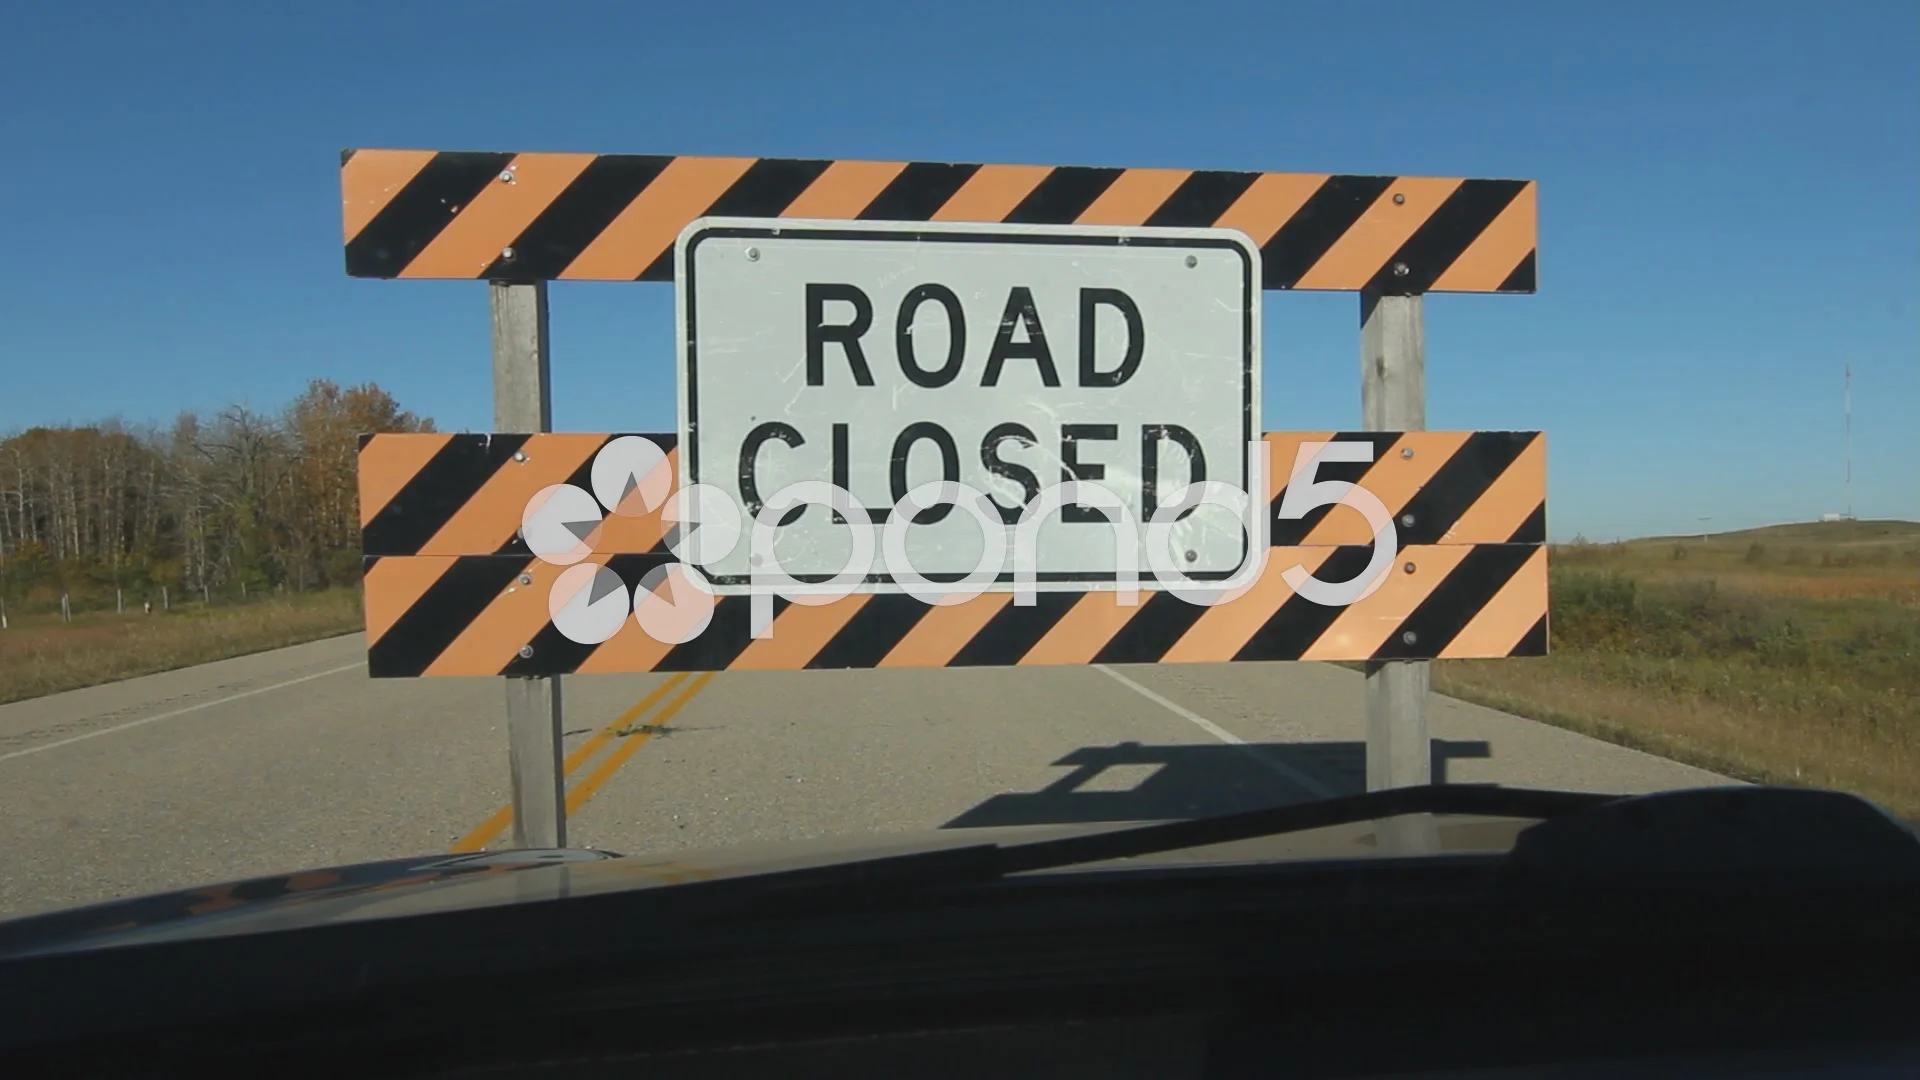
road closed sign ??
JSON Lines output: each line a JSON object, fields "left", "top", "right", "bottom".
{"left": 675, "top": 218, "right": 1261, "bottom": 596}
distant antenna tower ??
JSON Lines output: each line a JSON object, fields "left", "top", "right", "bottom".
{"left": 1845, "top": 363, "right": 1853, "bottom": 520}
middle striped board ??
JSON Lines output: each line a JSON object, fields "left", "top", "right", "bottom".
{"left": 358, "top": 430, "right": 1548, "bottom": 677}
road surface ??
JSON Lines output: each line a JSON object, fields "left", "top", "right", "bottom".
{"left": 0, "top": 634, "right": 1727, "bottom": 921}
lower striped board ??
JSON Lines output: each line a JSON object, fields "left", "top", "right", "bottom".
{"left": 361, "top": 544, "right": 1547, "bottom": 678}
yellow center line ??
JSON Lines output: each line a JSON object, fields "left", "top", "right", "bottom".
{"left": 566, "top": 672, "right": 716, "bottom": 815}
{"left": 448, "top": 672, "right": 696, "bottom": 854}
{"left": 564, "top": 673, "right": 690, "bottom": 774}
{"left": 447, "top": 807, "right": 515, "bottom": 855}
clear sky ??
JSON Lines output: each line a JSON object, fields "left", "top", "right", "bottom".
{"left": 3, "top": 0, "right": 1915, "bottom": 541}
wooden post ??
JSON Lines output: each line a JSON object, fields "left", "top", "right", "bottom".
{"left": 1362, "top": 291, "right": 1435, "bottom": 849}
{"left": 162, "top": 586, "right": 169, "bottom": 612}
{"left": 492, "top": 280, "right": 568, "bottom": 850}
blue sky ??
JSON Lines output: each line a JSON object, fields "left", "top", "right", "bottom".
{"left": 2, "top": 0, "right": 1915, "bottom": 541}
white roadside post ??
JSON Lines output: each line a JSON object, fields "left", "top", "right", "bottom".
{"left": 491, "top": 280, "right": 568, "bottom": 850}
{"left": 1361, "top": 289, "right": 1437, "bottom": 850}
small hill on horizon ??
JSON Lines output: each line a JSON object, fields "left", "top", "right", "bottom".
{"left": 1620, "top": 519, "right": 1920, "bottom": 550}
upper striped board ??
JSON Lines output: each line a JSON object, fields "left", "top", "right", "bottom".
{"left": 340, "top": 150, "right": 1538, "bottom": 294}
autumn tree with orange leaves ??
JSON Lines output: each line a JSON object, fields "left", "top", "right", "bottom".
{"left": 0, "top": 380, "right": 432, "bottom": 609}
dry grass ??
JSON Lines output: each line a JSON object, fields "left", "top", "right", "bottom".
{"left": 1432, "top": 520, "right": 1920, "bottom": 819}
{"left": 1435, "top": 656, "right": 1920, "bottom": 817}
{"left": 0, "top": 590, "right": 363, "bottom": 705}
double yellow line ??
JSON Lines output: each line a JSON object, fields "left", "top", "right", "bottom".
{"left": 450, "top": 671, "right": 717, "bottom": 853}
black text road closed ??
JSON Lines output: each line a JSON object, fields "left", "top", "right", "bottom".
{"left": 675, "top": 218, "right": 1261, "bottom": 593}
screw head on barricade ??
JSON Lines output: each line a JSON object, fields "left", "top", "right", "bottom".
{"left": 518, "top": 645, "right": 534, "bottom": 659}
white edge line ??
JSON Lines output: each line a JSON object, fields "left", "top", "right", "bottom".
{"left": 0, "top": 661, "right": 366, "bottom": 764}
{"left": 1093, "top": 664, "right": 1337, "bottom": 800}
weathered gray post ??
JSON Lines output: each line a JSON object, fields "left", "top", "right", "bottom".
{"left": 491, "top": 280, "right": 568, "bottom": 850}
{"left": 1362, "top": 290, "right": 1437, "bottom": 851}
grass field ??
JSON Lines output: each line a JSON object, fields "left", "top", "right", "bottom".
{"left": 0, "top": 589, "right": 363, "bottom": 705}
{"left": 1435, "top": 519, "right": 1920, "bottom": 818}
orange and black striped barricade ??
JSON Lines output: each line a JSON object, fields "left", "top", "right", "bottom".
{"left": 341, "top": 148, "right": 1543, "bottom": 849}
{"left": 357, "top": 430, "right": 1546, "bottom": 678}
{"left": 342, "top": 151, "right": 1535, "bottom": 294}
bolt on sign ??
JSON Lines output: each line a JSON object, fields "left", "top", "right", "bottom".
{"left": 343, "top": 150, "right": 1546, "bottom": 678}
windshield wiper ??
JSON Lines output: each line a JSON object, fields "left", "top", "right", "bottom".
{"left": 989, "top": 784, "right": 1614, "bottom": 875}
{"left": 639, "top": 785, "right": 1615, "bottom": 920}
{"left": 671, "top": 784, "right": 1920, "bottom": 923}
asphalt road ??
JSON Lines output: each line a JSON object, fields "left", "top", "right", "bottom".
{"left": 0, "top": 634, "right": 1727, "bottom": 921}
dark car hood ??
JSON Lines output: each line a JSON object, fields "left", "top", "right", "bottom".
{"left": 0, "top": 815, "right": 1541, "bottom": 960}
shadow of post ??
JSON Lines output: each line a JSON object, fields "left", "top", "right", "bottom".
{"left": 1434, "top": 737, "right": 1490, "bottom": 784}
{"left": 943, "top": 739, "right": 1492, "bottom": 830}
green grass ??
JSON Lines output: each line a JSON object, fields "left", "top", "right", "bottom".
{"left": 0, "top": 590, "right": 363, "bottom": 705}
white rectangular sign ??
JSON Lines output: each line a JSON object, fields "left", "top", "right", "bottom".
{"left": 674, "top": 217, "right": 1261, "bottom": 595}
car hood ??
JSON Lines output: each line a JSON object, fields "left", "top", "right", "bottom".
{"left": 0, "top": 814, "right": 1537, "bottom": 959}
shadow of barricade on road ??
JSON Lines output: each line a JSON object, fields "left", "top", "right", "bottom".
{"left": 941, "top": 738, "right": 1491, "bottom": 829}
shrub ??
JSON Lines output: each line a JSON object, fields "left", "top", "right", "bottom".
{"left": 1550, "top": 569, "right": 1638, "bottom": 646}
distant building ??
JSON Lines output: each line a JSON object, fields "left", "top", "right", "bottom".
{"left": 1821, "top": 512, "right": 1844, "bottom": 522}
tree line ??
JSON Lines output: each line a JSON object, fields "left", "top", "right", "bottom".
{"left": 0, "top": 380, "right": 433, "bottom": 611}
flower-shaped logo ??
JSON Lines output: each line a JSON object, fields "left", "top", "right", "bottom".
{"left": 519, "top": 436, "right": 740, "bottom": 647}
